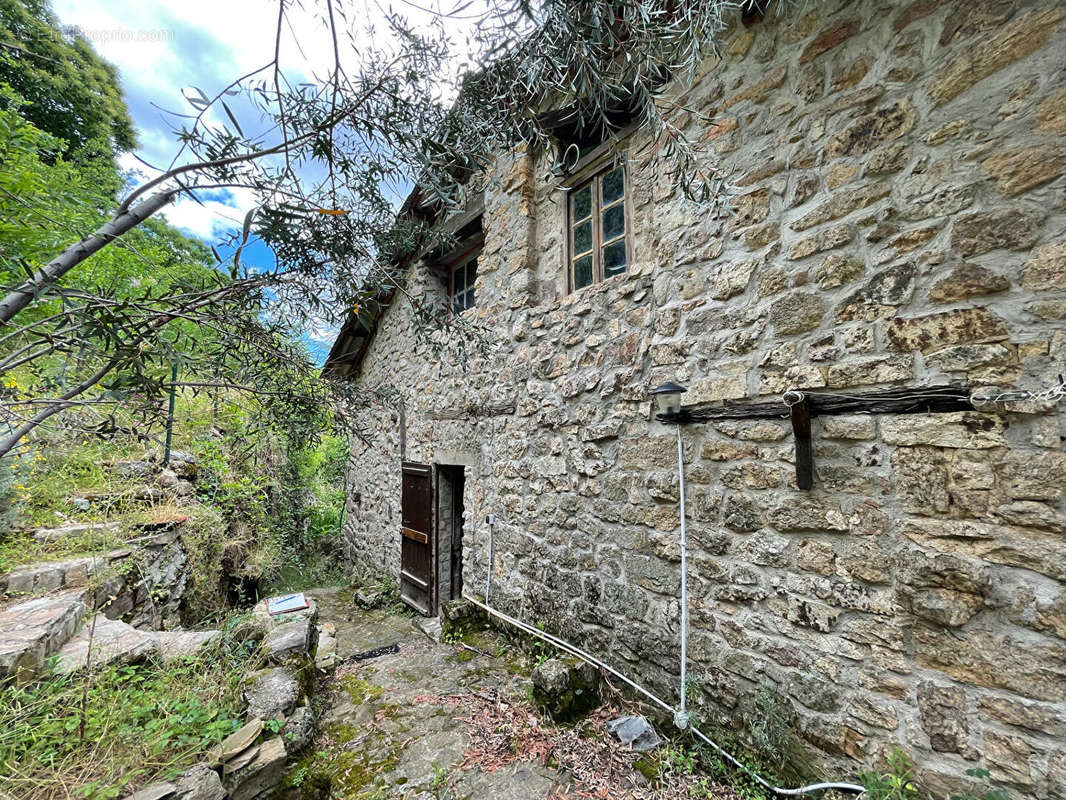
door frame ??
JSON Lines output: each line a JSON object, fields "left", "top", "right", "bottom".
{"left": 433, "top": 464, "right": 465, "bottom": 612}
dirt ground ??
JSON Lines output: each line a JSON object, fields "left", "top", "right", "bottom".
{"left": 280, "top": 587, "right": 740, "bottom": 800}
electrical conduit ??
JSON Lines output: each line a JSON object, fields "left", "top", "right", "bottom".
{"left": 462, "top": 594, "right": 864, "bottom": 796}
{"left": 676, "top": 424, "right": 690, "bottom": 730}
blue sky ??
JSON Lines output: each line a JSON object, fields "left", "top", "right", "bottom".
{"left": 51, "top": 0, "right": 484, "bottom": 364}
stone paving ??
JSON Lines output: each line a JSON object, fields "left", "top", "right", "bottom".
{"left": 282, "top": 587, "right": 716, "bottom": 800}
{"left": 284, "top": 587, "right": 571, "bottom": 799}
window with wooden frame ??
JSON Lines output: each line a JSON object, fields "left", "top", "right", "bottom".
{"left": 449, "top": 251, "right": 478, "bottom": 313}
{"left": 568, "top": 163, "right": 629, "bottom": 291}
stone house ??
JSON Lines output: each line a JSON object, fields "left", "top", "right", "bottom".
{"left": 325, "top": 1, "right": 1066, "bottom": 794}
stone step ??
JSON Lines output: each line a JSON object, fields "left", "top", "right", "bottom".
{"left": 33, "top": 520, "right": 122, "bottom": 545}
{"left": 414, "top": 615, "right": 443, "bottom": 643}
{"left": 154, "top": 629, "right": 219, "bottom": 663}
{"left": 1, "top": 554, "right": 113, "bottom": 596}
{"left": 0, "top": 590, "right": 86, "bottom": 683}
{"left": 55, "top": 614, "right": 159, "bottom": 674}
{"left": 1, "top": 529, "right": 183, "bottom": 600}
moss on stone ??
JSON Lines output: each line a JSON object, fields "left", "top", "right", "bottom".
{"left": 284, "top": 718, "right": 407, "bottom": 799}
{"left": 634, "top": 754, "right": 660, "bottom": 783}
{"left": 339, "top": 674, "right": 385, "bottom": 705}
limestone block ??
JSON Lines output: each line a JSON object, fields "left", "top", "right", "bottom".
{"left": 281, "top": 705, "right": 315, "bottom": 755}
{"left": 827, "top": 356, "right": 913, "bottom": 388}
{"left": 770, "top": 292, "right": 824, "bottom": 334}
{"left": 900, "top": 517, "right": 1066, "bottom": 583}
{"left": 790, "top": 184, "right": 890, "bottom": 232}
{"left": 930, "top": 264, "right": 1010, "bottom": 302}
{"left": 263, "top": 619, "right": 313, "bottom": 664}
{"left": 915, "top": 626, "right": 1066, "bottom": 702}
{"left": 887, "top": 308, "right": 1007, "bottom": 353}
{"left": 983, "top": 731, "right": 1035, "bottom": 787}
{"left": 978, "top": 695, "right": 1066, "bottom": 737}
{"left": 0, "top": 591, "right": 86, "bottom": 682}
{"left": 786, "top": 595, "right": 840, "bottom": 632}
{"left": 812, "top": 254, "right": 864, "bottom": 289}
{"left": 928, "top": 7, "right": 1064, "bottom": 106}
{"left": 951, "top": 209, "right": 1040, "bottom": 257}
{"left": 788, "top": 224, "right": 853, "bottom": 260}
{"left": 56, "top": 615, "right": 159, "bottom": 674}
{"left": 767, "top": 497, "right": 848, "bottom": 532}
{"left": 926, "top": 344, "right": 1012, "bottom": 373}
{"left": 884, "top": 412, "right": 1008, "bottom": 450}
{"left": 836, "top": 264, "right": 916, "bottom": 321}
{"left": 1021, "top": 243, "right": 1066, "bottom": 292}
{"left": 982, "top": 144, "right": 1066, "bottom": 197}
{"left": 156, "top": 630, "right": 219, "bottom": 663}
{"left": 917, "top": 682, "right": 969, "bottom": 754}
{"left": 826, "top": 100, "right": 916, "bottom": 158}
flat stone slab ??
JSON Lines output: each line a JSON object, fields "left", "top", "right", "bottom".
{"left": 1, "top": 526, "right": 186, "bottom": 603}
{"left": 0, "top": 590, "right": 86, "bottom": 682}
{"left": 155, "top": 630, "right": 219, "bottom": 663}
{"left": 56, "top": 614, "right": 160, "bottom": 674}
{"left": 125, "top": 763, "right": 225, "bottom": 800}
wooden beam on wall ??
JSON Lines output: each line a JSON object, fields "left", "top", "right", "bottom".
{"left": 789, "top": 396, "right": 814, "bottom": 490}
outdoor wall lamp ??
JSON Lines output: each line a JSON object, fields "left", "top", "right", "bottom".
{"left": 650, "top": 380, "right": 690, "bottom": 423}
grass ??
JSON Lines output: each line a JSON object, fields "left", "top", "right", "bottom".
{"left": 0, "top": 615, "right": 258, "bottom": 800}
{"left": 0, "top": 501, "right": 197, "bottom": 577}
{"left": 266, "top": 554, "right": 349, "bottom": 595}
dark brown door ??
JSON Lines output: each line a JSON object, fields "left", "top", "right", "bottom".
{"left": 400, "top": 462, "right": 434, "bottom": 615}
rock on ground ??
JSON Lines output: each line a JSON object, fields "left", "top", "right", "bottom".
{"left": 263, "top": 619, "right": 314, "bottom": 663}
{"left": 155, "top": 630, "right": 219, "bottom": 663}
{"left": 531, "top": 656, "right": 601, "bottom": 722}
{"left": 243, "top": 666, "right": 300, "bottom": 720}
{"left": 126, "top": 763, "right": 226, "bottom": 800}
{"left": 281, "top": 705, "right": 315, "bottom": 754}
{"left": 224, "top": 736, "right": 287, "bottom": 800}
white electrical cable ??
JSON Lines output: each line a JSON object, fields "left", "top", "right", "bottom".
{"left": 462, "top": 594, "right": 866, "bottom": 797}
{"left": 485, "top": 517, "right": 494, "bottom": 602}
{"left": 676, "top": 424, "right": 690, "bottom": 731}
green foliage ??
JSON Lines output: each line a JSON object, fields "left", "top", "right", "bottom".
{"left": 0, "top": 0, "right": 136, "bottom": 157}
{"left": 953, "top": 769, "right": 1011, "bottom": 800}
{"left": 0, "top": 617, "right": 255, "bottom": 799}
{"left": 860, "top": 756, "right": 1011, "bottom": 800}
{"left": 430, "top": 760, "right": 448, "bottom": 789}
{"left": 860, "top": 749, "right": 925, "bottom": 800}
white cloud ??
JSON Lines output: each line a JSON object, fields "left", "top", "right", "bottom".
{"left": 54, "top": 0, "right": 491, "bottom": 246}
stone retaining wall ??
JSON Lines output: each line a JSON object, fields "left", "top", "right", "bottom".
{"left": 342, "top": 1, "right": 1066, "bottom": 794}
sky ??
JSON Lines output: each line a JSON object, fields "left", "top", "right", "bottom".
{"left": 51, "top": 0, "right": 487, "bottom": 363}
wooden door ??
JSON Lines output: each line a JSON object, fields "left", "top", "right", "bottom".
{"left": 400, "top": 462, "right": 434, "bottom": 615}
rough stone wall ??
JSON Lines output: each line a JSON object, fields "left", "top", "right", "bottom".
{"left": 343, "top": 1, "right": 1066, "bottom": 794}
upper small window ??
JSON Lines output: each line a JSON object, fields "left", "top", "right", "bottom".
{"left": 568, "top": 164, "right": 628, "bottom": 291}
{"left": 450, "top": 253, "right": 478, "bottom": 313}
